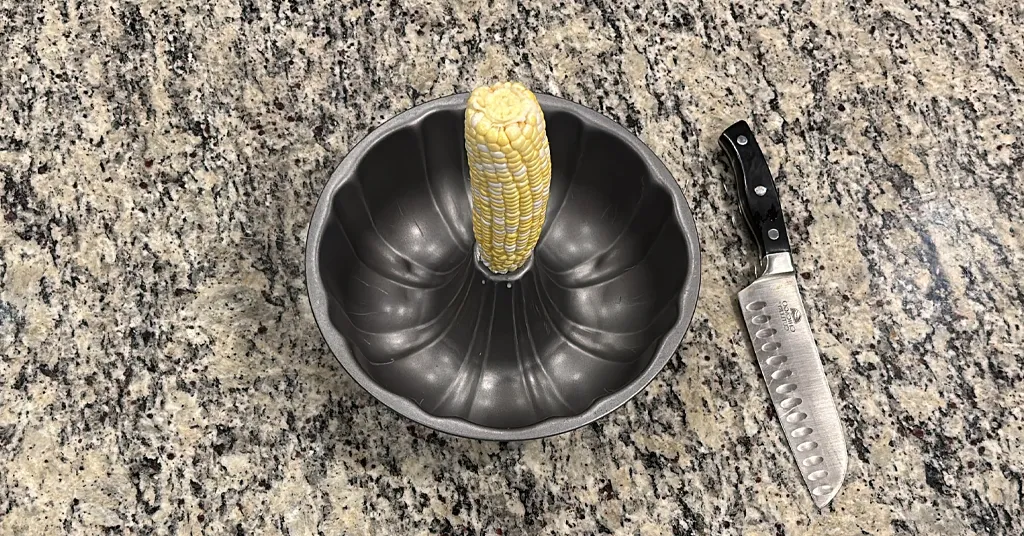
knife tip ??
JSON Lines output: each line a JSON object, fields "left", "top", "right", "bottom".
{"left": 811, "top": 481, "right": 844, "bottom": 509}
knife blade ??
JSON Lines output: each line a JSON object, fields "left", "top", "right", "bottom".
{"left": 719, "top": 120, "right": 848, "bottom": 508}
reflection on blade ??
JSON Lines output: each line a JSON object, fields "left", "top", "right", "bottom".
{"left": 739, "top": 272, "right": 848, "bottom": 508}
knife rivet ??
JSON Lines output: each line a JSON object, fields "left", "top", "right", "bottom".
{"left": 768, "top": 228, "right": 780, "bottom": 240}
{"left": 737, "top": 135, "right": 748, "bottom": 145}
{"left": 754, "top": 185, "right": 767, "bottom": 196}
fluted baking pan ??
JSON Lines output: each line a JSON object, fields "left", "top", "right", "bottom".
{"left": 306, "top": 93, "right": 701, "bottom": 440}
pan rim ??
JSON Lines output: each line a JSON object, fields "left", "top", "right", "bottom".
{"left": 305, "top": 92, "right": 702, "bottom": 441}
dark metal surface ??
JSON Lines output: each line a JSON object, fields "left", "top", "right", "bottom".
{"left": 306, "top": 93, "right": 701, "bottom": 440}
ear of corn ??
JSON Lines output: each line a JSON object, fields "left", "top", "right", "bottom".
{"left": 465, "top": 82, "right": 552, "bottom": 274}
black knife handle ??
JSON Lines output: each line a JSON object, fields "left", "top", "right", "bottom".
{"left": 718, "top": 120, "right": 791, "bottom": 257}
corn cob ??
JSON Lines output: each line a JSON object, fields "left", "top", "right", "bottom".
{"left": 465, "top": 82, "right": 552, "bottom": 274}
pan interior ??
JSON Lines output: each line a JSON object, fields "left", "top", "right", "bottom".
{"left": 315, "top": 107, "right": 692, "bottom": 429}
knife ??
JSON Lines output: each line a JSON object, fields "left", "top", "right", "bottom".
{"left": 718, "top": 120, "right": 848, "bottom": 508}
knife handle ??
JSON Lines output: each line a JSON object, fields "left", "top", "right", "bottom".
{"left": 718, "top": 120, "right": 792, "bottom": 257}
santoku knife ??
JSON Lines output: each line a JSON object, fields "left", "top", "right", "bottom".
{"left": 719, "top": 120, "right": 848, "bottom": 508}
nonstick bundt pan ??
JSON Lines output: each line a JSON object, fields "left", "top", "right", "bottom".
{"left": 306, "top": 93, "right": 701, "bottom": 440}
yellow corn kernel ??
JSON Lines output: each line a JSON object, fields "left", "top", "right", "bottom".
{"left": 465, "top": 82, "right": 551, "bottom": 274}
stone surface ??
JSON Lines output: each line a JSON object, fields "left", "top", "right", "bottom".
{"left": 1, "top": 0, "right": 1022, "bottom": 534}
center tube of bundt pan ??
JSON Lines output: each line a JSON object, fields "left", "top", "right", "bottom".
{"left": 464, "top": 82, "right": 552, "bottom": 282}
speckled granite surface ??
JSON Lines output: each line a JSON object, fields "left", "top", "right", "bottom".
{"left": 1, "top": 0, "right": 1022, "bottom": 534}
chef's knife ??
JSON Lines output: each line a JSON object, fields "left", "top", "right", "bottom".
{"left": 719, "top": 120, "right": 848, "bottom": 508}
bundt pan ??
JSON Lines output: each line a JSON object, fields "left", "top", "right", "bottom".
{"left": 306, "top": 93, "right": 701, "bottom": 440}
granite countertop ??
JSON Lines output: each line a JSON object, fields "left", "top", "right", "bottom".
{"left": 2, "top": 0, "right": 1022, "bottom": 534}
